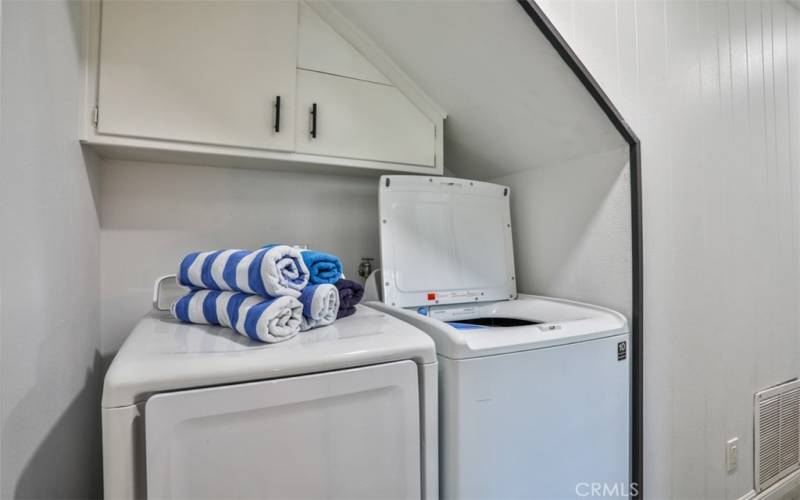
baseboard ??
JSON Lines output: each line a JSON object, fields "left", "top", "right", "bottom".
{"left": 739, "top": 470, "right": 800, "bottom": 500}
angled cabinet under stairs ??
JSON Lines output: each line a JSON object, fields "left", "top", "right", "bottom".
{"left": 294, "top": 3, "right": 436, "bottom": 167}
{"left": 80, "top": 0, "right": 445, "bottom": 175}
{"left": 297, "top": 1, "right": 390, "bottom": 85}
{"left": 296, "top": 70, "right": 436, "bottom": 167}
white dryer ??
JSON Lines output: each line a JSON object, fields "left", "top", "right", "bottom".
{"left": 101, "top": 293, "right": 438, "bottom": 499}
{"left": 370, "top": 175, "right": 631, "bottom": 499}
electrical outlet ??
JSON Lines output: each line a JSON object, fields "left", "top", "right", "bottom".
{"left": 726, "top": 437, "right": 739, "bottom": 473}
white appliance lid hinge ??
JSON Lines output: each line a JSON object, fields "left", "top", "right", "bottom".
{"left": 92, "top": 106, "right": 99, "bottom": 126}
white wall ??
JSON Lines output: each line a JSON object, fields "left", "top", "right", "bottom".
{"left": 492, "top": 146, "right": 632, "bottom": 319}
{"left": 0, "top": 1, "right": 102, "bottom": 498}
{"left": 330, "top": 0, "right": 626, "bottom": 180}
{"left": 98, "top": 160, "right": 381, "bottom": 356}
{"left": 537, "top": 0, "right": 800, "bottom": 497}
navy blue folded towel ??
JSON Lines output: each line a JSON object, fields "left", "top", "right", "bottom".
{"left": 335, "top": 279, "right": 364, "bottom": 319}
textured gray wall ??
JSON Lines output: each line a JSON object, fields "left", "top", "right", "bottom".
{"left": 0, "top": 0, "right": 102, "bottom": 497}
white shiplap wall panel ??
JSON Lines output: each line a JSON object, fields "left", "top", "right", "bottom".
{"left": 538, "top": 1, "right": 800, "bottom": 498}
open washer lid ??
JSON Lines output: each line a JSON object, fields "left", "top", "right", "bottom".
{"left": 379, "top": 175, "right": 516, "bottom": 309}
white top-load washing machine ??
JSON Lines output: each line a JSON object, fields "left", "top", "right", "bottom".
{"left": 369, "top": 175, "right": 631, "bottom": 499}
{"left": 101, "top": 286, "right": 438, "bottom": 500}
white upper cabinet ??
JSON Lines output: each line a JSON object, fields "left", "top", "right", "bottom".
{"left": 295, "top": 3, "right": 435, "bottom": 167}
{"left": 97, "top": 0, "right": 297, "bottom": 151}
{"left": 296, "top": 70, "right": 436, "bottom": 167}
{"left": 82, "top": 0, "right": 445, "bottom": 174}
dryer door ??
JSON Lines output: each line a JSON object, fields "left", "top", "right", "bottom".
{"left": 145, "top": 360, "right": 421, "bottom": 499}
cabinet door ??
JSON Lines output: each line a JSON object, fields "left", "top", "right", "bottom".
{"left": 296, "top": 70, "right": 436, "bottom": 167}
{"left": 145, "top": 360, "right": 422, "bottom": 499}
{"left": 297, "top": 2, "right": 390, "bottom": 85}
{"left": 97, "top": 0, "right": 297, "bottom": 151}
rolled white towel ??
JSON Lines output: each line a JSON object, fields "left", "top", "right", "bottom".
{"left": 171, "top": 289, "right": 302, "bottom": 343}
{"left": 298, "top": 284, "right": 340, "bottom": 331}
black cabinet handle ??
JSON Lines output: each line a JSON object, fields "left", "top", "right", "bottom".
{"left": 274, "top": 96, "right": 281, "bottom": 133}
{"left": 310, "top": 103, "right": 318, "bottom": 139}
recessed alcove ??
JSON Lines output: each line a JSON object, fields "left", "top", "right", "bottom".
{"left": 331, "top": 0, "right": 642, "bottom": 489}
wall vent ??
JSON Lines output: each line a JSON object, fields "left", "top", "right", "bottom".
{"left": 755, "top": 379, "right": 800, "bottom": 492}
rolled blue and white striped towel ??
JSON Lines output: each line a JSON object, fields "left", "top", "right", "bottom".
{"left": 178, "top": 245, "right": 309, "bottom": 298}
{"left": 298, "top": 284, "right": 340, "bottom": 331}
{"left": 171, "top": 289, "right": 303, "bottom": 343}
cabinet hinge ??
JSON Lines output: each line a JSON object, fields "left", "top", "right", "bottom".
{"left": 91, "top": 106, "right": 99, "bottom": 126}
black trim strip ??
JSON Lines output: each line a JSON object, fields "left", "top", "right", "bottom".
{"left": 516, "top": 1, "right": 644, "bottom": 497}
